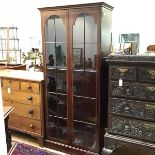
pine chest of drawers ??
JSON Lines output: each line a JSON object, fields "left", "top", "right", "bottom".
{"left": 0, "top": 69, "right": 44, "bottom": 146}
{"left": 103, "top": 55, "right": 155, "bottom": 154}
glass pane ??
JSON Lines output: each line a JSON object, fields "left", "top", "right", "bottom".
{"left": 46, "top": 15, "right": 66, "bottom": 43}
{"left": 47, "top": 93, "right": 67, "bottom": 119}
{"left": 47, "top": 115, "right": 67, "bottom": 141}
{"left": 48, "top": 93, "right": 57, "bottom": 115}
{"left": 57, "top": 69, "right": 67, "bottom": 94}
{"left": 47, "top": 115, "right": 58, "bottom": 138}
{"left": 74, "top": 96, "right": 96, "bottom": 123}
{"left": 85, "top": 14, "right": 97, "bottom": 43}
{"left": 46, "top": 68, "right": 67, "bottom": 94}
{"left": 73, "top": 13, "right": 84, "bottom": 43}
{"left": 73, "top": 70, "right": 84, "bottom": 96}
{"left": 85, "top": 71, "right": 96, "bottom": 98}
{"left": 85, "top": 44, "right": 97, "bottom": 70}
{"left": 46, "top": 43, "right": 67, "bottom": 67}
{"left": 46, "top": 69, "right": 57, "bottom": 93}
{"left": 57, "top": 94, "right": 67, "bottom": 118}
{"left": 46, "top": 15, "right": 66, "bottom": 68}
{"left": 72, "top": 12, "right": 97, "bottom": 150}
{"left": 73, "top": 121, "right": 96, "bottom": 150}
{"left": 58, "top": 118, "right": 67, "bottom": 140}
{"left": 46, "top": 14, "right": 67, "bottom": 141}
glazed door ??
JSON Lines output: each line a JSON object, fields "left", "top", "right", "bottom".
{"left": 44, "top": 10, "right": 69, "bottom": 142}
{"left": 70, "top": 8, "right": 101, "bottom": 152}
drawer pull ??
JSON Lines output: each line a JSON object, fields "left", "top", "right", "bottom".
{"left": 27, "top": 96, "right": 33, "bottom": 100}
{"left": 147, "top": 86, "right": 155, "bottom": 92}
{"left": 144, "top": 123, "right": 155, "bottom": 129}
{"left": 27, "top": 85, "right": 32, "bottom": 90}
{"left": 29, "top": 124, "right": 34, "bottom": 128}
{"left": 148, "top": 69, "right": 155, "bottom": 76}
{"left": 145, "top": 104, "right": 155, "bottom": 110}
{"left": 28, "top": 109, "right": 34, "bottom": 114}
{"left": 117, "top": 68, "right": 129, "bottom": 73}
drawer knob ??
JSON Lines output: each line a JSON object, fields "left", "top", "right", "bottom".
{"left": 28, "top": 109, "right": 34, "bottom": 114}
{"left": 27, "top": 96, "right": 33, "bottom": 100}
{"left": 29, "top": 124, "right": 34, "bottom": 128}
{"left": 27, "top": 85, "right": 32, "bottom": 90}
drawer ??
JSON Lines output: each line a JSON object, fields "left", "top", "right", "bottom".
{"left": 9, "top": 115, "right": 41, "bottom": 135}
{"left": 110, "top": 81, "right": 155, "bottom": 101}
{"left": 3, "top": 101, "right": 41, "bottom": 120}
{"left": 139, "top": 67, "right": 155, "bottom": 84}
{"left": 109, "top": 115, "right": 155, "bottom": 143}
{"left": 2, "top": 78, "right": 20, "bottom": 90}
{"left": 2, "top": 88, "right": 40, "bottom": 106}
{"left": 109, "top": 98, "right": 155, "bottom": 121}
{"left": 109, "top": 66, "right": 136, "bottom": 81}
{"left": 21, "top": 81, "right": 40, "bottom": 93}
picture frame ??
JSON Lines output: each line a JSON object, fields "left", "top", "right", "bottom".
{"left": 120, "top": 43, "right": 132, "bottom": 55}
{"left": 73, "top": 48, "right": 82, "bottom": 66}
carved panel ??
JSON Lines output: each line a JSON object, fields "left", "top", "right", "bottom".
{"left": 109, "top": 116, "right": 155, "bottom": 143}
{"left": 110, "top": 66, "right": 136, "bottom": 81}
{"left": 109, "top": 98, "right": 155, "bottom": 121}
{"left": 103, "top": 133, "right": 155, "bottom": 153}
{"left": 110, "top": 81, "right": 155, "bottom": 101}
{"left": 139, "top": 67, "right": 155, "bottom": 84}
{"left": 107, "top": 54, "right": 155, "bottom": 62}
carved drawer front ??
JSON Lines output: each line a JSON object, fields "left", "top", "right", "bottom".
{"left": 2, "top": 79, "right": 20, "bottom": 90}
{"left": 109, "top": 98, "right": 155, "bottom": 121}
{"left": 109, "top": 115, "right": 155, "bottom": 143}
{"left": 139, "top": 67, "right": 155, "bottom": 84}
{"left": 2, "top": 88, "right": 40, "bottom": 106}
{"left": 21, "top": 81, "right": 40, "bottom": 93}
{"left": 110, "top": 81, "right": 155, "bottom": 101}
{"left": 9, "top": 115, "right": 41, "bottom": 135}
{"left": 109, "top": 66, "right": 136, "bottom": 81}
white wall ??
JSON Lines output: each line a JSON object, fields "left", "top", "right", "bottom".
{"left": 0, "top": 0, "right": 115, "bottom": 53}
{"left": 1, "top": 0, "right": 155, "bottom": 53}
{"left": 112, "top": 0, "right": 155, "bottom": 53}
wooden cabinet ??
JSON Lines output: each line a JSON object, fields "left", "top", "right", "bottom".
{"left": 39, "top": 2, "right": 113, "bottom": 154}
{"left": 103, "top": 55, "right": 155, "bottom": 154}
{"left": 0, "top": 70, "right": 44, "bottom": 146}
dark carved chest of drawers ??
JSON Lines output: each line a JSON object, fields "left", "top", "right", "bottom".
{"left": 103, "top": 55, "right": 155, "bottom": 154}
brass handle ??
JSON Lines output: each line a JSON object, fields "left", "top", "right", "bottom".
{"left": 29, "top": 124, "right": 34, "bottom": 128}
{"left": 145, "top": 104, "right": 155, "bottom": 110}
{"left": 27, "top": 96, "right": 33, "bottom": 100}
{"left": 144, "top": 123, "right": 155, "bottom": 129}
{"left": 148, "top": 69, "right": 155, "bottom": 76}
{"left": 147, "top": 86, "right": 155, "bottom": 92}
{"left": 117, "top": 68, "right": 129, "bottom": 73}
{"left": 28, "top": 109, "right": 34, "bottom": 114}
{"left": 27, "top": 85, "right": 32, "bottom": 90}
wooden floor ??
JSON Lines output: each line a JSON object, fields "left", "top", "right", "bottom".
{"left": 12, "top": 132, "right": 69, "bottom": 155}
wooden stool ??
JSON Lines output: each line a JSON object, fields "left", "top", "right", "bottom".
{"left": 110, "top": 146, "right": 155, "bottom": 155}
